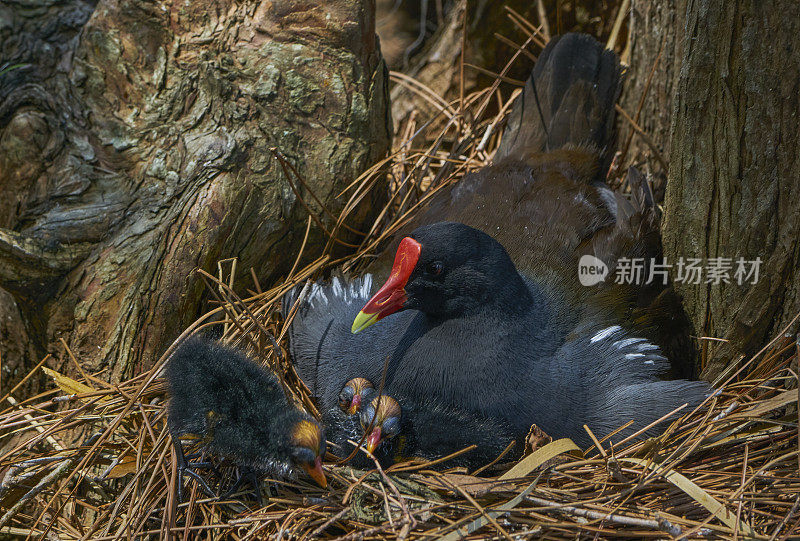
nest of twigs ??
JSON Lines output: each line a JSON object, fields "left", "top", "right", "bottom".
{"left": 2, "top": 18, "right": 800, "bottom": 541}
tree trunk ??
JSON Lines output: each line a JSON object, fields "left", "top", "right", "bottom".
{"left": 0, "top": 0, "right": 390, "bottom": 383}
{"left": 662, "top": 0, "right": 800, "bottom": 378}
{"left": 617, "top": 0, "right": 685, "bottom": 196}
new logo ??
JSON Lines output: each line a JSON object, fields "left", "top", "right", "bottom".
{"left": 578, "top": 255, "right": 608, "bottom": 286}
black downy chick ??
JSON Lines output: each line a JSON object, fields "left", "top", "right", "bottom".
{"left": 323, "top": 391, "right": 403, "bottom": 468}
{"left": 334, "top": 379, "right": 519, "bottom": 469}
{"left": 165, "top": 336, "right": 327, "bottom": 501}
{"left": 358, "top": 394, "right": 403, "bottom": 456}
{"left": 322, "top": 377, "right": 382, "bottom": 464}
{"left": 339, "top": 377, "right": 375, "bottom": 415}
{"left": 358, "top": 393, "right": 519, "bottom": 468}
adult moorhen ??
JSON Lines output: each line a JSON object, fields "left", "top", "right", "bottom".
{"left": 285, "top": 33, "right": 710, "bottom": 449}
{"left": 165, "top": 336, "right": 327, "bottom": 500}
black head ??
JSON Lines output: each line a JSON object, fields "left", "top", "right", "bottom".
{"left": 359, "top": 395, "right": 402, "bottom": 454}
{"left": 404, "top": 223, "right": 524, "bottom": 316}
{"left": 352, "top": 222, "right": 531, "bottom": 332}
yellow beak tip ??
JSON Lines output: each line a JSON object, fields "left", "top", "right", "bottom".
{"left": 351, "top": 311, "right": 379, "bottom": 334}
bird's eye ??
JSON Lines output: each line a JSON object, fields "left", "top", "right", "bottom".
{"left": 427, "top": 261, "right": 443, "bottom": 276}
{"left": 339, "top": 386, "right": 354, "bottom": 403}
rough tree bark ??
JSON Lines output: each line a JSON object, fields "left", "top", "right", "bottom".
{"left": 0, "top": 0, "right": 390, "bottom": 384}
{"left": 662, "top": 0, "right": 800, "bottom": 378}
{"left": 617, "top": 0, "right": 684, "bottom": 192}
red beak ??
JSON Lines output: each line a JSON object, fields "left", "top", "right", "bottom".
{"left": 351, "top": 237, "right": 422, "bottom": 334}
{"left": 347, "top": 394, "right": 362, "bottom": 415}
{"left": 365, "top": 427, "right": 382, "bottom": 454}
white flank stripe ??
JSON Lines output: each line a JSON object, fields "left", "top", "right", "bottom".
{"left": 590, "top": 325, "right": 621, "bottom": 343}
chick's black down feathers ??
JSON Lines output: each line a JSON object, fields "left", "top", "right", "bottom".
{"left": 387, "top": 398, "right": 518, "bottom": 467}
{"left": 322, "top": 392, "right": 517, "bottom": 469}
{"left": 166, "top": 337, "right": 323, "bottom": 477}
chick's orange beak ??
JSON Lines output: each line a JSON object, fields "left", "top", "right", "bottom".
{"left": 302, "top": 456, "right": 327, "bottom": 488}
{"left": 352, "top": 237, "right": 422, "bottom": 334}
{"left": 365, "top": 427, "right": 382, "bottom": 454}
{"left": 347, "top": 394, "right": 362, "bottom": 416}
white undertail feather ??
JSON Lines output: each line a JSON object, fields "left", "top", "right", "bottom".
{"left": 331, "top": 277, "right": 343, "bottom": 300}
{"left": 307, "top": 283, "right": 329, "bottom": 309}
{"left": 359, "top": 274, "right": 373, "bottom": 299}
{"left": 304, "top": 274, "right": 374, "bottom": 309}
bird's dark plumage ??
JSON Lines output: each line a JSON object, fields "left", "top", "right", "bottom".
{"left": 495, "top": 32, "right": 621, "bottom": 168}
{"left": 377, "top": 395, "right": 518, "bottom": 468}
{"left": 321, "top": 406, "right": 365, "bottom": 459}
{"left": 286, "top": 229, "right": 710, "bottom": 449}
{"left": 165, "top": 337, "right": 327, "bottom": 492}
{"left": 284, "top": 33, "right": 709, "bottom": 453}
